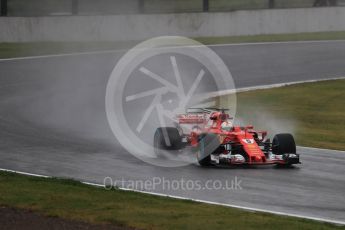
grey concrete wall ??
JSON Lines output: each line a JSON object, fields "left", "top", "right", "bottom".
{"left": 0, "top": 7, "right": 345, "bottom": 42}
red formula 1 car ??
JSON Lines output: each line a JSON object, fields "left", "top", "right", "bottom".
{"left": 154, "top": 108, "right": 300, "bottom": 166}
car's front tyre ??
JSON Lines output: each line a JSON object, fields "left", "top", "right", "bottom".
{"left": 272, "top": 133, "right": 296, "bottom": 155}
{"left": 197, "top": 133, "right": 220, "bottom": 166}
{"left": 272, "top": 133, "right": 299, "bottom": 165}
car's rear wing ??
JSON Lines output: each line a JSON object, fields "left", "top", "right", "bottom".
{"left": 176, "top": 114, "right": 206, "bottom": 124}
{"left": 177, "top": 108, "right": 231, "bottom": 124}
{"left": 186, "top": 107, "right": 229, "bottom": 113}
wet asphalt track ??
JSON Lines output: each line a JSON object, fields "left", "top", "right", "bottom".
{"left": 0, "top": 40, "right": 345, "bottom": 223}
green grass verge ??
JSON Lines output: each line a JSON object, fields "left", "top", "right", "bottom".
{"left": 0, "top": 171, "right": 343, "bottom": 230}
{"left": 223, "top": 79, "right": 345, "bottom": 150}
{"left": 1, "top": 31, "right": 345, "bottom": 59}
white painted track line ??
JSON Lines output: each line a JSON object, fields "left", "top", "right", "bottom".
{"left": 200, "top": 76, "right": 345, "bottom": 99}
{"left": 299, "top": 146, "right": 345, "bottom": 154}
{"left": 1, "top": 39, "right": 345, "bottom": 62}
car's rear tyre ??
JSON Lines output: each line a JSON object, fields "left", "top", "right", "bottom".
{"left": 197, "top": 133, "right": 220, "bottom": 166}
{"left": 154, "top": 127, "right": 182, "bottom": 153}
{"left": 272, "top": 133, "right": 296, "bottom": 155}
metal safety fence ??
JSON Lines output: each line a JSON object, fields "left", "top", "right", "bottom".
{"left": 1, "top": 0, "right": 344, "bottom": 16}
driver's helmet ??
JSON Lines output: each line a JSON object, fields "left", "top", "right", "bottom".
{"left": 221, "top": 120, "right": 233, "bottom": 131}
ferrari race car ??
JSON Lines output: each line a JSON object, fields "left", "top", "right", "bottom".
{"left": 154, "top": 108, "right": 300, "bottom": 166}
